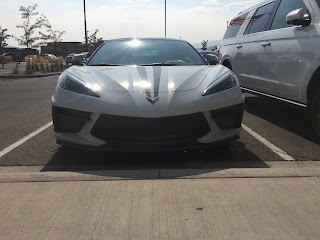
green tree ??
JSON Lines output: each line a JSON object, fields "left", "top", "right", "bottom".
{"left": 0, "top": 26, "right": 12, "bottom": 48}
{"left": 88, "top": 29, "right": 104, "bottom": 50}
{"left": 201, "top": 40, "right": 208, "bottom": 50}
{"left": 38, "top": 16, "right": 66, "bottom": 56}
{"left": 16, "top": 4, "right": 48, "bottom": 48}
{"left": 39, "top": 16, "right": 65, "bottom": 44}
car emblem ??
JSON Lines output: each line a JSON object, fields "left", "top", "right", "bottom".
{"left": 146, "top": 96, "right": 159, "bottom": 104}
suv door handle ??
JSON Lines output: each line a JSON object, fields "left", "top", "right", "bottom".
{"left": 236, "top": 44, "right": 243, "bottom": 49}
{"left": 261, "top": 42, "right": 271, "bottom": 47}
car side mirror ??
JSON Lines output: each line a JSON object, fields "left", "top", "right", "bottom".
{"left": 286, "top": 8, "right": 310, "bottom": 27}
{"left": 207, "top": 54, "right": 219, "bottom": 65}
{"left": 71, "top": 54, "right": 84, "bottom": 66}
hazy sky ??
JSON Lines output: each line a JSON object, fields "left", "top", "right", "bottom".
{"left": 1, "top": 0, "right": 261, "bottom": 47}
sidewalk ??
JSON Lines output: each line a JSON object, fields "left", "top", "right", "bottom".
{"left": 0, "top": 168, "right": 320, "bottom": 240}
{"left": 0, "top": 61, "right": 62, "bottom": 79}
{"left": 0, "top": 62, "right": 26, "bottom": 75}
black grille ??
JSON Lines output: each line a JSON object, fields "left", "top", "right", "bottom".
{"left": 52, "top": 106, "right": 91, "bottom": 133}
{"left": 91, "top": 113, "right": 210, "bottom": 144}
{"left": 210, "top": 104, "right": 244, "bottom": 130}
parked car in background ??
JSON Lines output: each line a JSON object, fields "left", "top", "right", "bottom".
{"left": 53, "top": 38, "right": 244, "bottom": 151}
{"left": 218, "top": 0, "right": 320, "bottom": 137}
{"left": 65, "top": 53, "right": 76, "bottom": 65}
{"left": 198, "top": 50, "right": 218, "bottom": 59}
{"left": 71, "top": 52, "right": 92, "bottom": 65}
{"left": 2, "top": 52, "right": 16, "bottom": 62}
{"left": 41, "top": 53, "right": 57, "bottom": 59}
{"left": 82, "top": 52, "right": 92, "bottom": 62}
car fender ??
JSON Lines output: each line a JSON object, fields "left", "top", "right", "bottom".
{"left": 300, "top": 55, "right": 320, "bottom": 104}
{"left": 218, "top": 43, "right": 236, "bottom": 68}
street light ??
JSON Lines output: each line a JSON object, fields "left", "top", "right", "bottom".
{"left": 165, "top": 0, "right": 167, "bottom": 38}
{"left": 83, "top": 0, "right": 88, "bottom": 51}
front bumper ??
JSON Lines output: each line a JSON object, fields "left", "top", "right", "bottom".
{"left": 52, "top": 104, "right": 244, "bottom": 151}
{"left": 56, "top": 135, "right": 240, "bottom": 152}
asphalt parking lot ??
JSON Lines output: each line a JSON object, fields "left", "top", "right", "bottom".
{"left": 1, "top": 75, "right": 320, "bottom": 240}
{"left": 0, "top": 75, "right": 319, "bottom": 170}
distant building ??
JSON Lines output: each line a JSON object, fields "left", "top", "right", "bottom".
{"left": 0, "top": 46, "right": 17, "bottom": 54}
{"left": 0, "top": 46, "right": 38, "bottom": 59}
{"left": 41, "top": 42, "right": 84, "bottom": 57}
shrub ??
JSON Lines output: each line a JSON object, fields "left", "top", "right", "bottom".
{"left": 3, "top": 56, "right": 12, "bottom": 63}
{"left": 50, "top": 63, "right": 55, "bottom": 72}
{"left": 12, "top": 67, "right": 19, "bottom": 74}
{"left": 54, "top": 61, "right": 59, "bottom": 72}
{"left": 23, "top": 55, "right": 65, "bottom": 74}
{"left": 32, "top": 62, "right": 37, "bottom": 72}
{"left": 25, "top": 61, "right": 33, "bottom": 74}
{"left": 34, "top": 62, "right": 39, "bottom": 72}
{"left": 57, "top": 57, "right": 64, "bottom": 71}
{"left": 40, "top": 63, "right": 45, "bottom": 73}
{"left": 45, "top": 62, "right": 49, "bottom": 73}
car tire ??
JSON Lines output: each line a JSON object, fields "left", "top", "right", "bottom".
{"left": 311, "top": 91, "right": 320, "bottom": 138}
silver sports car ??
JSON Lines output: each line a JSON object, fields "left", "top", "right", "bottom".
{"left": 52, "top": 38, "right": 244, "bottom": 151}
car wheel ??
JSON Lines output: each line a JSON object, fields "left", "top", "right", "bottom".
{"left": 311, "top": 91, "right": 320, "bottom": 138}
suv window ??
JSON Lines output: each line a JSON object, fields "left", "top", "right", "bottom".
{"left": 223, "top": 13, "right": 249, "bottom": 39}
{"left": 271, "top": 0, "right": 309, "bottom": 30}
{"left": 245, "top": 2, "right": 276, "bottom": 35}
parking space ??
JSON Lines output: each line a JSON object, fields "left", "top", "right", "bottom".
{"left": 0, "top": 126, "right": 280, "bottom": 169}
{"left": 0, "top": 76, "right": 57, "bottom": 150}
{"left": 0, "top": 76, "right": 319, "bottom": 172}
{"left": 243, "top": 94, "right": 320, "bottom": 161}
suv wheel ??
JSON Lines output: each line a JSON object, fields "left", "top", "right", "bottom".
{"left": 311, "top": 91, "right": 320, "bottom": 138}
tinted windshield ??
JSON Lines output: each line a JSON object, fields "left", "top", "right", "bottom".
{"left": 88, "top": 39, "right": 207, "bottom": 66}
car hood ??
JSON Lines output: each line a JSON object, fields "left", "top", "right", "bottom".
{"left": 70, "top": 65, "right": 216, "bottom": 93}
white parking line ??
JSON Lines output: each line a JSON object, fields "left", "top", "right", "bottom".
{"left": 0, "top": 122, "right": 53, "bottom": 159}
{"left": 0, "top": 121, "right": 294, "bottom": 161}
{"left": 242, "top": 124, "right": 295, "bottom": 161}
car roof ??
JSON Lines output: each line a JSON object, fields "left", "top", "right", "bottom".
{"left": 235, "top": 0, "right": 274, "bottom": 17}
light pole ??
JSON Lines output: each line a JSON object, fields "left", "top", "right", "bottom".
{"left": 165, "top": 0, "right": 167, "bottom": 38}
{"left": 83, "top": 0, "right": 88, "bottom": 51}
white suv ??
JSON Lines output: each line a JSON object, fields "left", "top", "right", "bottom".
{"left": 218, "top": 0, "right": 320, "bottom": 137}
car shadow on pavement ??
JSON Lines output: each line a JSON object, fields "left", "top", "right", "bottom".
{"left": 41, "top": 140, "right": 269, "bottom": 179}
{"left": 245, "top": 94, "right": 320, "bottom": 144}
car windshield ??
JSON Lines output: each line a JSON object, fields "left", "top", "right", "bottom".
{"left": 88, "top": 39, "right": 207, "bottom": 66}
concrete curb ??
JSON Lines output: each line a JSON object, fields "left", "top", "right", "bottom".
{"left": 0, "top": 72, "right": 62, "bottom": 79}
{"left": 0, "top": 168, "right": 320, "bottom": 183}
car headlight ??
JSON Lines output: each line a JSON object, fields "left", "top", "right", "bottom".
{"left": 59, "top": 73, "right": 100, "bottom": 97}
{"left": 202, "top": 72, "right": 238, "bottom": 96}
